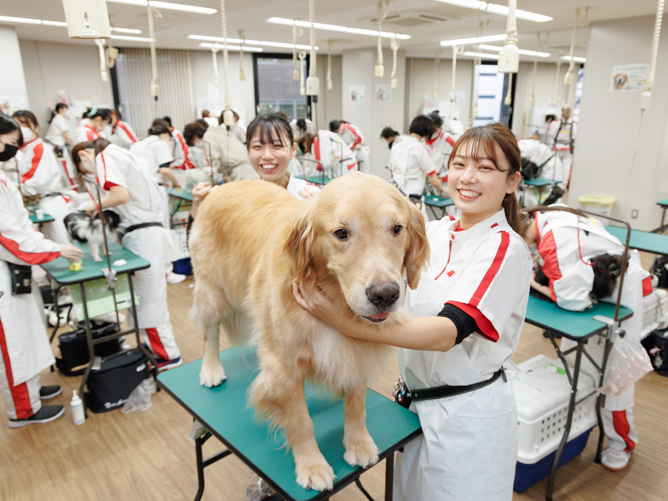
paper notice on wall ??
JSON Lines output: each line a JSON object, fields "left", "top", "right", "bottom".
{"left": 0, "top": 96, "right": 27, "bottom": 115}
{"left": 375, "top": 84, "right": 391, "bottom": 102}
{"left": 349, "top": 85, "right": 365, "bottom": 103}
{"left": 610, "top": 64, "right": 649, "bottom": 91}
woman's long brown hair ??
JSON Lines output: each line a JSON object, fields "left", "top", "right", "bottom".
{"left": 447, "top": 122, "right": 522, "bottom": 233}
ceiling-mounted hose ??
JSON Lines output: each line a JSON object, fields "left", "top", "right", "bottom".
{"left": 305, "top": 0, "right": 319, "bottom": 99}
{"left": 498, "top": 0, "right": 519, "bottom": 74}
{"left": 211, "top": 45, "right": 219, "bottom": 87}
{"left": 564, "top": 8, "right": 580, "bottom": 87}
{"left": 529, "top": 33, "right": 539, "bottom": 107}
{"left": 432, "top": 51, "right": 440, "bottom": 100}
{"left": 390, "top": 35, "right": 400, "bottom": 88}
{"left": 146, "top": 0, "right": 159, "bottom": 100}
{"left": 239, "top": 29, "right": 246, "bottom": 81}
{"left": 298, "top": 51, "right": 306, "bottom": 95}
{"left": 293, "top": 20, "right": 299, "bottom": 81}
{"left": 553, "top": 60, "right": 562, "bottom": 106}
{"left": 450, "top": 45, "right": 459, "bottom": 102}
{"left": 641, "top": 0, "right": 665, "bottom": 109}
{"left": 375, "top": 2, "right": 387, "bottom": 78}
{"left": 220, "top": 0, "right": 234, "bottom": 126}
{"left": 95, "top": 38, "right": 109, "bottom": 82}
{"left": 327, "top": 40, "right": 333, "bottom": 90}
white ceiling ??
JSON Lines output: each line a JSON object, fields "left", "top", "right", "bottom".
{"left": 1, "top": 0, "right": 664, "bottom": 62}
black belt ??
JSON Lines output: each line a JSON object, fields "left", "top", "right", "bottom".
{"left": 123, "top": 222, "right": 163, "bottom": 238}
{"left": 394, "top": 369, "right": 505, "bottom": 408}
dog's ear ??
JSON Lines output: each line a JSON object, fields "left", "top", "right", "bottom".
{"left": 285, "top": 201, "right": 317, "bottom": 282}
{"left": 404, "top": 199, "right": 430, "bottom": 290}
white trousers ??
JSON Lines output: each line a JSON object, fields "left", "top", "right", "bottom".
{"left": 0, "top": 361, "right": 41, "bottom": 421}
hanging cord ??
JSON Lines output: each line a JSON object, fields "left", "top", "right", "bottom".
{"left": 220, "top": 0, "right": 233, "bottom": 126}
{"left": 374, "top": 1, "right": 387, "bottom": 77}
{"left": 524, "top": 34, "right": 539, "bottom": 137}
{"left": 553, "top": 60, "right": 562, "bottom": 106}
{"left": 95, "top": 39, "right": 109, "bottom": 82}
{"left": 292, "top": 20, "right": 300, "bottom": 81}
{"left": 147, "top": 0, "right": 159, "bottom": 100}
{"left": 390, "top": 35, "right": 400, "bottom": 88}
{"left": 641, "top": 0, "right": 665, "bottom": 109}
{"left": 563, "top": 8, "right": 580, "bottom": 89}
{"left": 469, "top": 10, "right": 483, "bottom": 128}
{"left": 504, "top": 73, "right": 513, "bottom": 106}
{"left": 450, "top": 45, "right": 459, "bottom": 102}
{"left": 327, "top": 40, "right": 333, "bottom": 90}
{"left": 308, "top": 0, "right": 316, "bottom": 79}
{"left": 499, "top": 0, "right": 518, "bottom": 76}
{"left": 239, "top": 29, "right": 246, "bottom": 81}
{"left": 432, "top": 51, "right": 440, "bottom": 99}
{"left": 298, "top": 51, "right": 306, "bottom": 95}
{"left": 211, "top": 44, "right": 220, "bottom": 87}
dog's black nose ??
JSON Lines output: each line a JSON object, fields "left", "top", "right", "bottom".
{"left": 366, "top": 282, "right": 400, "bottom": 308}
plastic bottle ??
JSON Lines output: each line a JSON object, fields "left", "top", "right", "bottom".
{"left": 71, "top": 390, "right": 85, "bottom": 425}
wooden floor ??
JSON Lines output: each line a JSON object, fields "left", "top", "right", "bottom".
{"left": 2, "top": 254, "right": 667, "bottom": 500}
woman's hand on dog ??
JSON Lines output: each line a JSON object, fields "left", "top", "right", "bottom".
{"left": 292, "top": 281, "right": 340, "bottom": 326}
{"left": 59, "top": 244, "right": 84, "bottom": 260}
{"left": 191, "top": 181, "right": 216, "bottom": 220}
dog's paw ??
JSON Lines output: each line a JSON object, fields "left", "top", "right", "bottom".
{"left": 92, "top": 256, "right": 103, "bottom": 262}
{"left": 295, "top": 462, "right": 335, "bottom": 491}
{"left": 199, "top": 363, "right": 227, "bottom": 387}
{"left": 343, "top": 440, "right": 379, "bottom": 469}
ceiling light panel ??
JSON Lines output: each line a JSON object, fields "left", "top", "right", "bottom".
{"left": 198, "top": 43, "right": 263, "bottom": 52}
{"left": 266, "top": 18, "right": 411, "bottom": 39}
{"left": 106, "top": 0, "right": 217, "bottom": 15}
{"left": 0, "top": 15, "right": 42, "bottom": 25}
{"left": 561, "top": 55, "right": 586, "bottom": 63}
{"left": 462, "top": 51, "right": 500, "bottom": 59}
{"left": 110, "top": 35, "right": 153, "bottom": 42}
{"left": 440, "top": 34, "right": 506, "bottom": 46}
{"left": 479, "top": 44, "right": 550, "bottom": 57}
{"left": 431, "top": 1, "right": 552, "bottom": 23}
{"left": 188, "top": 34, "right": 318, "bottom": 51}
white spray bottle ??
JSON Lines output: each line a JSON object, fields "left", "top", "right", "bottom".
{"left": 71, "top": 390, "right": 85, "bottom": 425}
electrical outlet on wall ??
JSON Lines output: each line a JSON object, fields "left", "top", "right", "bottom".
{"left": 631, "top": 209, "right": 639, "bottom": 219}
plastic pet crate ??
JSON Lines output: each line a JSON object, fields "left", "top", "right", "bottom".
{"left": 512, "top": 355, "right": 598, "bottom": 492}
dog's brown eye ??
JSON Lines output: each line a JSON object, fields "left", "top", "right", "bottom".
{"left": 394, "top": 225, "right": 402, "bottom": 235}
{"left": 334, "top": 229, "right": 348, "bottom": 240}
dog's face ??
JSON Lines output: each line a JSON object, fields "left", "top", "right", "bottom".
{"left": 287, "top": 173, "right": 429, "bottom": 323}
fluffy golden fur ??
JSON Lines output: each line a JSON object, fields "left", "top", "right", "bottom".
{"left": 189, "top": 172, "right": 428, "bottom": 491}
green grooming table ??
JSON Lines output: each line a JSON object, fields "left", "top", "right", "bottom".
{"left": 168, "top": 188, "right": 194, "bottom": 229}
{"left": 423, "top": 194, "right": 454, "bottom": 220}
{"left": 168, "top": 187, "right": 194, "bottom": 202}
{"left": 41, "top": 242, "right": 156, "bottom": 414}
{"left": 524, "top": 295, "right": 633, "bottom": 500}
{"left": 605, "top": 225, "right": 668, "bottom": 256}
{"left": 524, "top": 177, "right": 553, "bottom": 187}
{"left": 29, "top": 213, "right": 55, "bottom": 224}
{"left": 158, "top": 347, "right": 422, "bottom": 501}
{"left": 654, "top": 198, "right": 668, "bottom": 233}
{"left": 295, "top": 174, "right": 335, "bottom": 186}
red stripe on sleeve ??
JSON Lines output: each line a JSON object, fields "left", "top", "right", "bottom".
{"left": 642, "top": 276, "right": 653, "bottom": 297}
{"left": 104, "top": 181, "right": 119, "bottom": 191}
{"left": 427, "top": 170, "right": 436, "bottom": 176}
{"left": 537, "top": 230, "right": 561, "bottom": 302}
{"left": 345, "top": 124, "right": 362, "bottom": 147}
{"left": 21, "top": 143, "right": 43, "bottom": 182}
{"left": 470, "top": 231, "right": 510, "bottom": 307}
{"left": 118, "top": 122, "right": 137, "bottom": 143}
{"left": 447, "top": 301, "right": 499, "bottom": 342}
{"left": 175, "top": 132, "right": 195, "bottom": 169}
{"left": 446, "top": 135, "right": 456, "bottom": 147}
{"left": 0, "top": 318, "right": 35, "bottom": 418}
{"left": 0, "top": 232, "right": 60, "bottom": 264}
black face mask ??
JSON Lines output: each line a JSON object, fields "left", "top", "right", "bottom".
{"left": 388, "top": 140, "right": 394, "bottom": 150}
{"left": 0, "top": 144, "right": 18, "bottom": 161}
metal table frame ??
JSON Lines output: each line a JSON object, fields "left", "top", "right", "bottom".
{"left": 651, "top": 198, "right": 668, "bottom": 233}
{"left": 525, "top": 205, "right": 633, "bottom": 501}
{"left": 423, "top": 194, "right": 454, "bottom": 220}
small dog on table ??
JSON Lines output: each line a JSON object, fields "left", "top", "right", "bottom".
{"left": 64, "top": 210, "right": 121, "bottom": 262}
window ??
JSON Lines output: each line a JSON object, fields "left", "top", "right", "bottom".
{"left": 472, "top": 62, "right": 515, "bottom": 128}
{"left": 254, "top": 54, "right": 311, "bottom": 121}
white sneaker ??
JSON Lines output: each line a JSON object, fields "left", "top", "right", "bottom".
{"left": 166, "top": 272, "right": 186, "bottom": 284}
{"left": 601, "top": 448, "right": 631, "bottom": 471}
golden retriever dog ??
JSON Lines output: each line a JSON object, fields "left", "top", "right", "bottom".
{"left": 189, "top": 172, "right": 428, "bottom": 491}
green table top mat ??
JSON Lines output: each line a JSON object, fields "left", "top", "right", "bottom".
{"left": 657, "top": 198, "right": 668, "bottom": 207}
{"left": 423, "top": 194, "right": 454, "bottom": 207}
{"left": 295, "top": 175, "right": 335, "bottom": 185}
{"left": 605, "top": 225, "right": 668, "bottom": 255}
{"left": 41, "top": 241, "right": 150, "bottom": 285}
{"left": 158, "top": 346, "right": 422, "bottom": 501}
{"left": 525, "top": 295, "right": 632, "bottom": 340}
{"left": 167, "top": 187, "right": 194, "bottom": 202}
{"left": 29, "top": 213, "right": 55, "bottom": 223}
{"left": 524, "top": 177, "right": 553, "bottom": 187}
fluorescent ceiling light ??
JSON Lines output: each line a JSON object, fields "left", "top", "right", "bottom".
{"left": 431, "top": 1, "right": 552, "bottom": 23}
{"left": 110, "top": 35, "right": 153, "bottom": 42}
{"left": 479, "top": 44, "right": 550, "bottom": 57}
{"left": 0, "top": 15, "right": 42, "bottom": 25}
{"left": 462, "top": 51, "right": 499, "bottom": 60}
{"left": 41, "top": 20, "right": 68, "bottom": 27}
{"left": 106, "top": 0, "right": 216, "bottom": 15}
{"left": 198, "top": 43, "right": 263, "bottom": 52}
{"left": 266, "top": 17, "right": 411, "bottom": 40}
{"left": 111, "top": 27, "right": 142, "bottom": 34}
{"left": 561, "top": 55, "right": 586, "bottom": 63}
{"left": 441, "top": 34, "right": 506, "bottom": 47}
{"left": 189, "top": 34, "right": 318, "bottom": 51}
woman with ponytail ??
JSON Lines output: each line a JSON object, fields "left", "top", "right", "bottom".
{"left": 293, "top": 122, "right": 532, "bottom": 500}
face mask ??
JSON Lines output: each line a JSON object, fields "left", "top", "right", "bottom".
{"left": 0, "top": 143, "right": 18, "bottom": 161}
{"left": 20, "top": 127, "right": 36, "bottom": 143}
{"left": 82, "top": 158, "right": 97, "bottom": 174}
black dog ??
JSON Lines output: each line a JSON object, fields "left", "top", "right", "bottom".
{"left": 63, "top": 210, "right": 121, "bottom": 262}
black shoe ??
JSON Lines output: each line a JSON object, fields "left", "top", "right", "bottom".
{"left": 39, "top": 385, "right": 62, "bottom": 400}
{"left": 8, "top": 405, "right": 65, "bottom": 428}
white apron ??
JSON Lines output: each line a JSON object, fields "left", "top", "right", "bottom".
{"left": 394, "top": 268, "right": 518, "bottom": 500}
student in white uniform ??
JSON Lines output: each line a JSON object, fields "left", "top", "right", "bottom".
{"left": 45, "top": 104, "right": 77, "bottom": 190}
{"left": 0, "top": 113, "right": 84, "bottom": 428}
{"left": 522, "top": 206, "right": 648, "bottom": 471}
{"left": 380, "top": 127, "right": 405, "bottom": 150}
{"left": 426, "top": 111, "right": 456, "bottom": 185}
{"left": 546, "top": 105, "right": 577, "bottom": 188}
{"left": 183, "top": 122, "right": 210, "bottom": 170}
{"left": 75, "top": 108, "right": 111, "bottom": 144}
{"left": 294, "top": 122, "right": 531, "bottom": 501}
{"left": 72, "top": 139, "right": 182, "bottom": 370}
{"left": 388, "top": 115, "right": 448, "bottom": 199}
{"left": 12, "top": 110, "right": 73, "bottom": 244}
{"left": 231, "top": 111, "right": 247, "bottom": 145}
{"left": 157, "top": 116, "right": 195, "bottom": 174}
{"left": 291, "top": 118, "right": 317, "bottom": 142}
{"left": 302, "top": 130, "right": 358, "bottom": 176}
{"left": 109, "top": 109, "right": 138, "bottom": 149}
{"left": 201, "top": 109, "right": 219, "bottom": 129}
{"left": 330, "top": 120, "right": 370, "bottom": 173}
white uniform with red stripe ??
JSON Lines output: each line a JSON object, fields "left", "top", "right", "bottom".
{"left": 16, "top": 139, "right": 73, "bottom": 244}
{"left": 546, "top": 118, "right": 577, "bottom": 188}
{"left": 534, "top": 208, "right": 647, "bottom": 454}
{"left": 339, "top": 123, "right": 371, "bottom": 173}
{"left": 110, "top": 120, "right": 138, "bottom": 149}
{"left": 312, "top": 130, "right": 358, "bottom": 176}
{"left": 286, "top": 174, "right": 320, "bottom": 199}
{"left": 96, "top": 145, "right": 180, "bottom": 361}
{"left": 75, "top": 124, "right": 104, "bottom": 144}
{"left": 426, "top": 130, "right": 456, "bottom": 181}
{"left": 0, "top": 171, "right": 61, "bottom": 420}
{"left": 394, "top": 210, "right": 532, "bottom": 501}
{"left": 388, "top": 136, "right": 436, "bottom": 196}
{"left": 130, "top": 136, "right": 174, "bottom": 227}
{"left": 169, "top": 128, "right": 194, "bottom": 172}
{"left": 290, "top": 119, "right": 317, "bottom": 142}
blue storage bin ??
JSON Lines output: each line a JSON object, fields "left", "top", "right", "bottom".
{"left": 173, "top": 257, "right": 193, "bottom": 276}
{"left": 513, "top": 426, "right": 594, "bottom": 493}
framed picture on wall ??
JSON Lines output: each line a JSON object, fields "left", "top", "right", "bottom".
{"left": 349, "top": 85, "right": 365, "bottom": 103}
{"left": 375, "top": 84, "right": 391, "bottom": 102}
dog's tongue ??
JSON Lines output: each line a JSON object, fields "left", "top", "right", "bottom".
{"left": 369, "top": 312, "right": 390, "bottom": 321}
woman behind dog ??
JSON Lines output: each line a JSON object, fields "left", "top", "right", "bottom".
{"left": 522, "top": 206, "right": 650, "bottom": 471}
{"left": 295, "top": 123, "right": 532, "bottom": 500}
{"left": 72, "top": 139, "right": 182, "bottom": 370}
